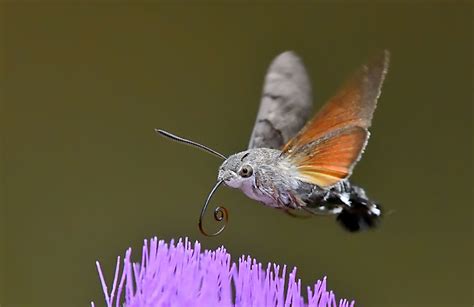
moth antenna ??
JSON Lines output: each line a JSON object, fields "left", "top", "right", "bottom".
{"left": 199, "top": 180, "right": 228, "bottom": 237}
{"left": 155, "top": 129, "right": 227, "bottom": 160}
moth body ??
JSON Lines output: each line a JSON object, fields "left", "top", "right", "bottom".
{"left": 219, "top": 148, "right": 381, "bottom": 231}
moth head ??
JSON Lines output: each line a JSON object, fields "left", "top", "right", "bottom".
{"left": 218, "top": 151, "right": 255, "bottom": 188}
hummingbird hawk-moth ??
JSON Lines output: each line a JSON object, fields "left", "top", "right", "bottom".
{"left": 157, "top": 50, "right": 389, "bottom": 236}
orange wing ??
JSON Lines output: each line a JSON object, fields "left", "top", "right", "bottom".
{"left": 283, "top": 50, "right": 389, "bottom": 187}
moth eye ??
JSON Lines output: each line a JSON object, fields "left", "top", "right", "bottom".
{"left": 239, "top": 165, "right": 253, "bottom": 178}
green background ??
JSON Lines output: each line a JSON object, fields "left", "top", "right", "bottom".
{"left": 1, "top": 2, "right": 472, "bottom": 306}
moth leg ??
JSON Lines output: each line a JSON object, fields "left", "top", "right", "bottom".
{"left": 283, "top": 209, "right": 312, "bottom": 219}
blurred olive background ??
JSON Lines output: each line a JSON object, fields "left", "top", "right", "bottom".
{"left": 1, "top": 2, "right": 472, "bottom": 307}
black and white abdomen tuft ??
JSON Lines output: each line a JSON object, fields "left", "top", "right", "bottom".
{"left": 336, "top": 197, "right": 382, "bottom": 232}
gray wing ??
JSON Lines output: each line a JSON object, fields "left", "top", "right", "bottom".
{"left": 248, "top": 51, "right": 313, "bottom": 149}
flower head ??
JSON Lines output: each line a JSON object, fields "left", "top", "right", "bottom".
{"left": 94, "top": 237, "right": 354, "bottom": 307}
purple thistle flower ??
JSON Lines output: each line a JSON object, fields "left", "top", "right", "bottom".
{"left": 93, "top": 237, "right": 355, "bottom": 307}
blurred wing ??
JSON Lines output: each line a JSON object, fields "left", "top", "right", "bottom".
{"left": 284, "top": 50, "right": 390, "bottom": 187}
{"left": 248, "top": 51, "right": 313, "bottom": 149}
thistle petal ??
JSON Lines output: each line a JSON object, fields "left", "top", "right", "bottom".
{"left": 93, "top": 237, "right": 355, "bottom": 307}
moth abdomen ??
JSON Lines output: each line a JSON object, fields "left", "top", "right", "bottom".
{"left": 298, "top": 181, "right": 382, "bottom": 232}
{"left": 336, "top": 200, "right": 382, "bottom": 232}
